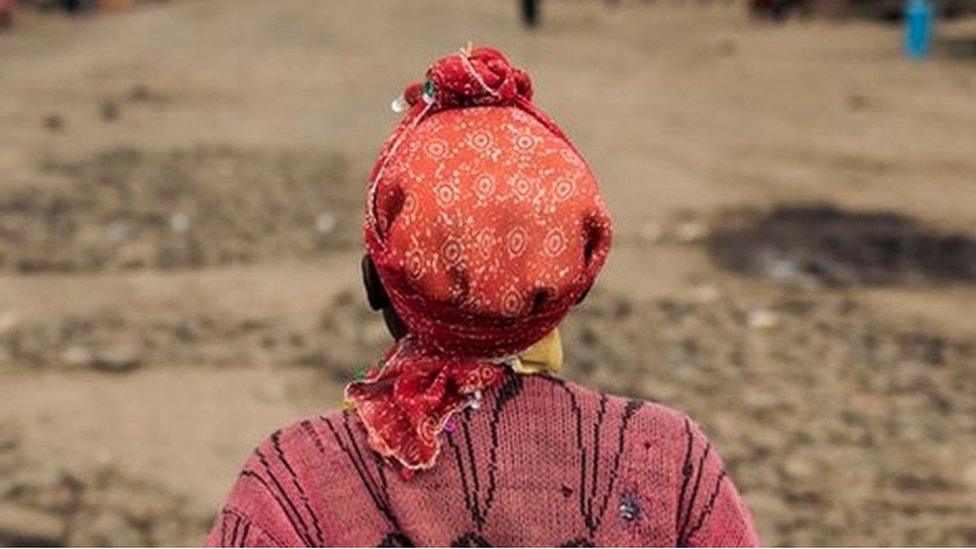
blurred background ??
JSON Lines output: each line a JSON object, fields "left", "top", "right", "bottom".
{"left": 1, "top": 0, "right": 975, "bottom": 545}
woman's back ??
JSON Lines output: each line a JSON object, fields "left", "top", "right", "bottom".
{"left": 206, "top": 373, "right": 756, "bottom": 547}
{"left": 206, "top": 45, "right": 758, "bottom": 547}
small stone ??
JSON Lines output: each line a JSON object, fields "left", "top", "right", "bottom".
{"left": 746, "top": 309, "right": 779, "bottom": 331}
{"left": 0, "top": 311, "right": 19, "bottom": 335}
{"left": 675, "top": 221, "right": 708, "bottom": 244}
{"left": 92, "top": 345, "right": 141, "bottom": 373}
{"left": 62, "top": 346, "right": 95, "bottom": 367}
{"left": 766, "top": 258, "right": 799, "bottom": 282}
{"left": 0, "top": 503, "right": 65, "bottom": 546}
{"left": 315, "top": 212, "right": 337, "bottom": 234}
{"left": 169, "top": 212, "right": 191, "bottom": 233}
{"left": 779, "top": 456, "right": 816, "bottom": 481}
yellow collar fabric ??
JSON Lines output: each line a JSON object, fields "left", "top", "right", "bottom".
{"left": 511, "top": 329, "right": 563, "bottom": 375}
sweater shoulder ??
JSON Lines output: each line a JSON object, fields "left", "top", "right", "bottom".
{"left": 539, "top": 375, "right": 701, "bottom": 437}
{"left": 530, "top": 376, "right": 722, "bottom": 474}
{"left": 255, "top": 409, "right": 364, "bottom": 469}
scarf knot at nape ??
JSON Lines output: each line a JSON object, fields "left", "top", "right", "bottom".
{"left": 351, "top": 45, "right": 612, "bottom": 473}
{"left": 345, "top": 336, "right": 507, "bottom": 470}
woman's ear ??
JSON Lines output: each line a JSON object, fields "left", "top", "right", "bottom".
{"left": 382, "top": 307, "right": 408, "bottom": 340}
{"left": 361, "top": 254, "right": 390, "bottom": 311}
{"left": 575, "top": 282, "right": 593, "bottom": 305}
{"left": 362, "top": 254, "right": 407, "bottom": 340}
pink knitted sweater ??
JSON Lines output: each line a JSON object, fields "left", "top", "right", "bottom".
{"left": 206, "top": 373, "right": 759, "bottom": 547}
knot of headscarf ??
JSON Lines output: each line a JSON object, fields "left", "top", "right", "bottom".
{"left": 347, "top": 45, "right": 612, "bottom": 473}
{"left": 401, "top": 46, "right": 533, "bottom": 111}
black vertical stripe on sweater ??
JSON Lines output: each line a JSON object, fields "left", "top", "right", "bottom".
{"left": 271, "top": 430, "right": 325, "bottom": 546}
{"left": 685, "top": 469, "right": 728, "bottom": 543}
{"left": 238, "top": 470, "right": 312, "bottom": 546}
{"left": 253, "top": 447, "right": 315, "bottom": 546}
{"left": 677, "top": 442, "right": 712, "bottom": 546}
{"left": 675, "top": 417, "right": 695, "bottom": 536}
{"left": 322, "top": 416, "right": 400, "bottom": 530}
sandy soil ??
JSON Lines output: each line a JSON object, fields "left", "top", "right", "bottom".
{"left": 1, "top": 0, "right": 975, "bottom": 545}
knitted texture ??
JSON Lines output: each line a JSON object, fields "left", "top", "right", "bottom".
{"left": 207, "top": 374, "right": 760, "bottom": 547}
{"left": 349, "top": 46, "right": 612, "bottom": 472}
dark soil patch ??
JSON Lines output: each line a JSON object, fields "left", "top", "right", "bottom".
{"left": 938, "top": 36, "right": 976, "bottom": 60}
{"left": 0, "top": 147, "right": 360, "bottom": 273}
{"left": 707, "top": 204, "right": 976, "bottom": 287}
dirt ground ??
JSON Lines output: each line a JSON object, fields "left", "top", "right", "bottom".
{"left": 1, "top": 0, "right": 975, "bottom": 545}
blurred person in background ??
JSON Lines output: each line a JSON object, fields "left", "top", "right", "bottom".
{"left": 0, "top": 0, "right": 13, "bottom": 29}
{"left": 205, "top": 46, "right": 758, "bottom": 548}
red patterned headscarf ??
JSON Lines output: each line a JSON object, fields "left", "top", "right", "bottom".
{"left": 345, "top": 46, "right": 612, "bottom": 472}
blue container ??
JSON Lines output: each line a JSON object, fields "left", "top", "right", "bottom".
{"left": 905, "top": 0, "right": 933, "bottom": 60}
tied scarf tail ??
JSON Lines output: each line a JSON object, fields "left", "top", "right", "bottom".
{"left": 344, "top": 336, "right": 506, "bottom": 471}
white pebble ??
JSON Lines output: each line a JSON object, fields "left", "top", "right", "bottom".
{"left": 0, "top": 311, "right": 19, "bottom": 335}
{"left": 675, "top": 221, "right": 708, "bottom": 244}
{"left": 315, "top": 212, "right": 337, "bottom": 234}
{"left": 169, "top": 212, "right": 191, "bottom": 233}
{"left": 747, "top": 309, "right": 780, "bottom": 331}
{"left": 62, "top": 346, "right": 94, "bottom": 367}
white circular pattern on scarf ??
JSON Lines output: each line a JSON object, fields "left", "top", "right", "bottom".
{"left": 554, "top": 179, "right": 575, "bottom": 201}
{"left": 425, "top": 139, "right": 449, "bottom": 159}
{"left": 373, "top": 106, "right": 609, "bottom": 320}
{"left": 406, "top": 249, "right": 426, "bottom": 280}
{"left": 435, "top": 183, "right": 458, "bottom": 207}
{"left": 543, "top": 228, "right": 567, "bottom": 257}
{"left": 475, "top": 174, "right": 495, "bottom": 200}
{"left": 507, "top": 227, "right": 528, "bottom": 257}
{"left": 502, "top": 287, "right": 524, "bottom": 315}
{"left": 441, "top": 238, "right": 463, "bottom": 266}
{"left": 510, "top": 177, "right": 533, "bottom": 199}
{"left": 469, "top": 131, "right": 493, "bottom": 151}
